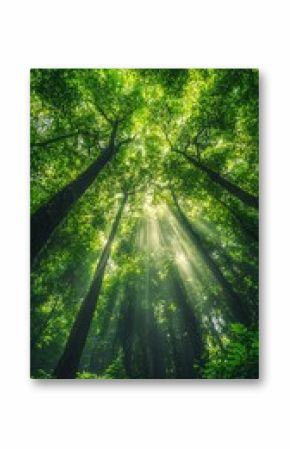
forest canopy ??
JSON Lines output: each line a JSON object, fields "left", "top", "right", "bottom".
{"left": 30, "top": 68, "right": 259, "bottom": 379}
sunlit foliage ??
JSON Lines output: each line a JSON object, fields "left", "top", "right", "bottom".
{"left": 31, "top": 69, "right": 259, "bottom": 379}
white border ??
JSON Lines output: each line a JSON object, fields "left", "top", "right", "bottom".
{"left": 0, "top": 1, "right": 289, "bottom": 448}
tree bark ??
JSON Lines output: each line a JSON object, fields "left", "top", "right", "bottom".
{"left": 54, "top": 193, "right": 127, "bottom": 379}
{"left": 170, "top": 189, "right": 251, "bottom": 326}
{"left": 171, "top": 270, "right": 203, "bottom": 378}
{"left": 119, "top": 283, "right": 136, "bottom": 378}
{"left": 214, "top": 196, "right": 258, "bottom": 241}
{"left": 88, "top": 284, "right": 119, "bottom": 373}
{"left": 31, "top": 123, "right": 119, "bottom": 262}
{"left": 166, "top": 309, "right": 184, "bottom": 378}
{"left": 159, "top": 220, "right": 203, "bottom": 378}
{"left": 175, "top": 149, "right": 259, "bottom": 209}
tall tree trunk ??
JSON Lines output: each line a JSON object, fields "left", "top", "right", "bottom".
{"left": 119, "top": 283, "right": 136, "bottom": 378}
{"left": 31, "top": 123, "right": 119, "bottom": 262}
{"left": 170, "top": 189, "right": 251, "bottom": 326}
{"left": 213, "top": 196, "right": 258, "bottom": 241}
{"left": 147, "top": 317, "right": 166, "bottom": 379}
{"left": 88, "top": 285, "right": 119, "bottom": 373}
{"left": 54, "top": 193, "right": 127, "bottom": 379}
{"left": 143, "top": 220, "right": 166, "bottom": 378}
{"left": 175, "top": 149, "right": 259, "bottom": 209}
{"left": 166, "top": 309, "right": 184, "bottom": 378}
{"left": 171, "top": 270, "right": 203, "bottom": 378}
{"left": 159, "top": 220, "right": 203, "bottom": 378}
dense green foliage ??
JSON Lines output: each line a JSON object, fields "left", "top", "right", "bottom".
{"left": 31, "top": 69, "right": 259, "bottom": 379}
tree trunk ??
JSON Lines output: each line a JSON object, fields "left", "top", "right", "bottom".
{"left": 31, "top": 123, "right": 119, "bottom": 262}
{"left": 171, "top": 269, "right": 203, "bottom": 378}
{"left": 159, "top": 220, "right": 203, "bottom": 378}
{"left": 214, "top": 196, "right": 258, "bottom": 241}
{"left": 54, "top": 193, "right": 127, "bottom": 379}
{"left": 119, "top": 283, "right": 136, "bottom": 378}
{"left": 166, "top": 310, "right": 185, "bottom": 378}
{"left": 88, "top": 285, "right": 119, "bottom": 373}
{"left": 175, "top": 149, "right": 259, "bottom": 209}
{"left": 170, "top": 189, "right": 251, "bottom": 326}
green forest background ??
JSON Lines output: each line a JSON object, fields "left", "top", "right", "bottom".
{"left": 30, "top": 68, "right": 259, "bottom": 379}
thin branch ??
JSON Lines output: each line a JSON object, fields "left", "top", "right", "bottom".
{"left": 31, "top": 132, "right": 79, "bottom": 148}
{"left": 95, "top": 100, "right": 113, "bottom": 124}
{"left": 163, "top": 129, "right": 174, "bottom": 150}
{"left": 117, "top": 136, "right": 134, "bottom": 148}
{"left": 31, "top": 130, "right": 101, "bottom": 148}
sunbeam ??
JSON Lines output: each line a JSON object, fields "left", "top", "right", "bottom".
{"left": 30, "top": 69, "right": 259, "bottom": 380}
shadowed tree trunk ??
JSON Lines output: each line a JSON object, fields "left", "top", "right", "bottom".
{"left": 31, "top": 122, "right": 120, "bottom": 262}
{"left": 171, "top": 270, "right": 203, "bottom": 378}
{"left": 213, "top": 196, "right": 258, "bottom": 241}
{"left": 158, "top": 220, "right": 204, "bottom": 378}
{"left": 88, "top": 284, "right": 119, "bottom": 373}
{"left": 170, "top": 189, "right": 251, "bottom": 326}
{"left": 54, "top": 193, "right": 128, "bottom": 379}
{"left": 147, "top": 315, "right": 166, "bottom": 379}
{"left": 166, "top": 309, "right": 185, "bottom": 378}
{"left": 142, "top": 221, "right": 166, "bottom": 378}
{"left": 119, "top": 283, "right": 136, "bottom": 378}
{"left": 175, "top": 149, "right": 259, "bottom": 209}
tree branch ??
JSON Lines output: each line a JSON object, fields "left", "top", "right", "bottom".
{"left": 163, "top": 129, "right": 174, "bottom": 150}
{"left": 116, "top": 136, "right": 134, "bottom": 149}
{"left": 95, "top": 101, "right": 113, "bottom": 124}
{"left": 31, "top": 130, "right": 101, "bottom": 148}
{"left": 31, "top": 132, "right": 79, "bottom": 148}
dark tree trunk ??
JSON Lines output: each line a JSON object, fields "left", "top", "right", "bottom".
{"left": 214, "top": 196, "right": 258, "bottom": 241}
{"left": 175, "top": 150, "right": 259, "bottom": 209}
{"left": 31, "top": 123, "right": 119, "bottom": 262}
{"left": 173, "top": 270, "right": 203, "bottom": 378}
{"left": 147, "top": 319, "right": 166, "bottom": 379}
{"left": 143, "top": 222, "right": 166, "bottom": 379}
{"left": 170, "top": 189, "right": 251, "bottom": 326}
{"left": 166, "top": 310, "right": 185, "bottom": 378}
{"left": 171, "top": 270, "right": 203, "bottom": 378}
{"left": 159, "top": 220, "right": 203, "bottom": 378}
{"left": 54, "top": 194, "right": 127, "bottom": 379}
{"left": 88, "top": 285, "right": 119, "bottom": 373}
{"left": 119, "top": 284, "right": 136, "bottom": 378}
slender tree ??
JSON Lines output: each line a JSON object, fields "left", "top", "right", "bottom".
{"left": 170, "top": 188, "right": 251, "bottom": 326}
{"left": 31, "top": 121, "right": 131, "bottom": 261}
{"left": 166, "top": 308, "right": 184, "bottom": 378}
{"left": 213, "top": 195, "right": 258, "bottom": 241}
{"left": 119, "top": 282, "right": 136, "bottom": 377}
{"left": 174, "top": 149, "right": 259, "bottom": 209}
{"left": 171, "top": 268, "right": 203, "bottom": 378}
{"left": 88, "top": 284, "right": 120, "bottom": 374}
{"left": 54, "top": 193, "right": 128, "bottom": 379}
{"left": 159, "top": 221, "right": 203, "bottom": 378}
{"left": 31, "top": 69, "right": 259, "bottom": 380}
